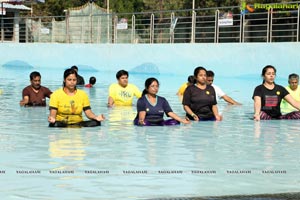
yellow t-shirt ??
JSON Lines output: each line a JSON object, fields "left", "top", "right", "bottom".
{"left": 177, "top": 83, "right": 188, "bottom": 96}
{"left": 108, "top": 83, "right": 141, "bottom": 106}
{"left": 49, "top": 88, "right": 90, "bottom": 124}
{"left": 280, "top": 86, "right": 300, "bottom": 114}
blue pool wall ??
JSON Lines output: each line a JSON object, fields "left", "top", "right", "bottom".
{"left": 0, "top": 42, "right": 299, "bottom": 79}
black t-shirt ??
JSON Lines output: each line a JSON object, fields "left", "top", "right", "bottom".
{"left": 252, "top": 84, "right": 289, "bottom": 118}
{"left": 77, "top": 74, "right": 85, "bottom": 85}
{"left": 182, "top": 84, "right": 217, "bottom": 119}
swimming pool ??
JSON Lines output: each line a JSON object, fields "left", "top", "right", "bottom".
{"left": 1, "top": 64, "right": 300, "bottom": 199}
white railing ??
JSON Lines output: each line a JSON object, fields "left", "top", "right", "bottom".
{"left": 1, "top": 2, "right": 300, "bottom": 43}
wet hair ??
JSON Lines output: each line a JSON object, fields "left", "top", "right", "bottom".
{"left": 71, "top": 65, "right": 78, "bottom": 71}
{"left": 30, "top": 71, "right": 41, "bottom": 80}
{"left": 89, "top": 76, "right": 96, "bottom": 85}
{"left": 142, "top": 77, "right": 159, "bottom": 96}
{"left": 206, "top": 70, "right": 215, "bottom": 77}
{"left": 261, "top": 65, "right": 276, "bottom": 83}
{"left": 288, "top": 73, "right": 299, "bottom": 80}
{"left": 63, "top": 68, "right": 78, "bottom": 87}
{"left": 193, "top": 66, "right": 207, "bottom": 77}
{"left": 187, "top": 75, "right": 195, "bottom": 84}
{"left": 116, "top": 70, "right": 129, "bottom": 79}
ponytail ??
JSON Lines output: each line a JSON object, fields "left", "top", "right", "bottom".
{"left": 142, "top": 89, "right": 148, "bottom": 96}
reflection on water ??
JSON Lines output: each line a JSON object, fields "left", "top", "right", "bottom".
{"left": 48, "top": 129, "right": 86, "bottom": 161}
{"left": 107, "top": 106, "right": 137, "bottom": 131}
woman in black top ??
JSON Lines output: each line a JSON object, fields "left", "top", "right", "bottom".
{"left": 252, "top": 65, "right": 300, "bottom": 120}
{"left": 183, "top": 66, "right": 222, "bottom": 121}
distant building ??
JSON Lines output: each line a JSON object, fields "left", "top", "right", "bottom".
{"left": 0, "top": 0, "right": 31, "bottom": 42}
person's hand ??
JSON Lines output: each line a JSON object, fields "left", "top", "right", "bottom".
{"left": 181, "top": 118, "right": 191, "bottom": 124}
{"left": 107, "top": 102, "right": 114, "bottom": 108}
{"left": 234, "top": 102, "right": 242, "bottom": 106}
{"left": 215, "top": 115, "right": 222, "bottom": 121}
{"left": 20, "top": 100, "right": 26, "bottom": 106}
{"left": 48, "top": 116, "right": 56, "bottom": 123}
{"left": 253, "top": 114, "right": 260, "bottom": 121}
{"left": 138, "top": 119, "right": 145, "bottom": 126}
{"left": 191, "top": 113, "right": 199, "bottom": 121}
{"left": 95, "top": 114, "right": 105, "bottom": 121}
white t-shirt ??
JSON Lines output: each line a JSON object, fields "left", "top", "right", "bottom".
{"left": 212, "top": 84, "right": 226, "bottom": 99}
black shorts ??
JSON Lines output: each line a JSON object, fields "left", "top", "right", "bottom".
{"left": 49, "top": 120, "right": 101, "bottom": 127}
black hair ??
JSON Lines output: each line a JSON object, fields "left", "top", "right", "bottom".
{"left": 288, "top": 73, "right": 299, "bottom": 80}
{"left": 193, "top": 66, "right": 207, "bottom": 77}
{"left": 187, "top": 75, "right": 195, "bottom": 84}
{"left": 71, "top": 65, "right": 78, "bottom": 71}
{"left": 116, "top": 70, "right": 128, "bottom": 79}
{"left": 63, "top": 68, "right": 78, "bottom": 87}
{"left": 30, "top": 71, "right": 41, "bottom": 80}
{"left": 261, "top": 65, "right": 276, "bottom": 83}
{"left": 89, "top": 76, "right": 96, "bottom": 85}
{"left": 142, "top": 77, "right": 159, "bottom": 96}
{"left": 261, "top": 65, "right": 276, "bottom": 76}
{"left": 206, "top": 70, "right": 215, "bottom": 77}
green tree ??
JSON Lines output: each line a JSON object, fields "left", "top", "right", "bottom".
{"left": 29, "top": 0, "right": 145, "bottom": 16}
{"left": 30, "top": 0, "right": 83, "bottom": 16}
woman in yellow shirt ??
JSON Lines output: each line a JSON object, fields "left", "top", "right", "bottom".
{"left": 48, "top": 68, "right": 105, "bottom": 127}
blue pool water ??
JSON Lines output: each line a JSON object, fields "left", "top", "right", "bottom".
{"left": 0, "top": 66, "right": 300, "bottom": 200}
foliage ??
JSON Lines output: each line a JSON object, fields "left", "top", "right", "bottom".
{"left": 26, "top": 0, "right": 300, "bottom": 17}
{"left": 25, "top": 0, "right": 296, "bottom": 24}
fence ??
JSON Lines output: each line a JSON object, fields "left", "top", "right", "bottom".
{"left": 1, "top": 2, "right": 300, "bottom": 43}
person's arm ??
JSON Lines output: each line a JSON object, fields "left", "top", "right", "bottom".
{"left": 167, "top": 112, "right": 190, "bottom": 124}
{"left": 253, "top": 96, "right": 261, "bottom": 121}
{"left": 48, "top": 109, "right": 57, "bottom": 123}
{"left": 20, "top": 95, "right": 29, "bottom": 106}
{"left": 107, "top": 96, "right": 114, "bottom": 107}
{"left": 134, "top": 85, "right": 142, "bottom": 99}
{"left": 84, "top": 109, "right": 105, "bottom": 121}
{"left": 284, "top": 94, "right": 300, "bottom": 111}
{"left": 183, "top": 105, "right": 199, "bottom": 121}
{"left": 107, "top": 84, "right": 115, "bottom": 107}
{"left": 212, "top": 105, "right": 222, "bottom": 121}
{"left": 138, "top": 111, "right": 146, "bottom": 125}
{"left": 176, "top": 83, "right": 186, "bottom": 96}
{"left": 46, "top": 88, "right": 52, "bottom": 98}
{"left": 222, "top": 95, "right": 242, "bottom": 105}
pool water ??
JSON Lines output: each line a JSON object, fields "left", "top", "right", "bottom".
{"left": 0, "top": 67, "right": 300, "bottom": 200}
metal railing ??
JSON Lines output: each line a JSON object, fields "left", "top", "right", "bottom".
{"left": 1, "top": 2, "right": 300, "bottom": 43}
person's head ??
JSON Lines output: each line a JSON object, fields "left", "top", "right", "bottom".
{"left": 288, "top": 73, "right": 299, "bottom": 91}
{"left": 261, "top": 65, "right": 276, "bottom": 84}
{"left": 63, "top": 68, "right": 78, "bottom": 89}
{"left": 29, "top": 71, "right": 41, "bottom": 89}
{"left": 187, "top": 75, "right": 195, "bottom": 85}
{"left": 89, "top": 76, "right": 96, "bottom": 85}
{"left": 71, "top": 65, "right": 78, "bottom": 72}
{"left": 206, "top": 70, "right": 215, "bottom": 85}
{"left": 142, "top": 77, "right": 159, "bottom": 96}
{"left": 116, "top": 70, "right": 129, "bottom": 87}
{"left": 194, "top": 66, "right": 207, "bottom": 85}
